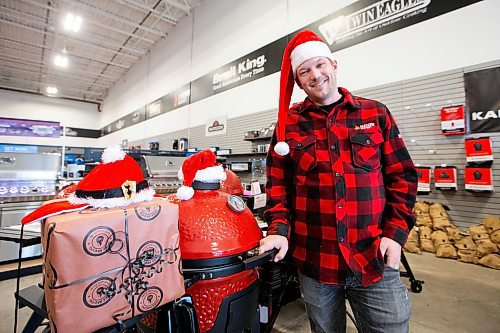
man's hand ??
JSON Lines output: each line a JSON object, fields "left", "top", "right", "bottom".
{"left": 379, "top": 237, "right": 402, "bottom": 269}
{"left": 258, "top": 235, "right": 288, "bottom": 262}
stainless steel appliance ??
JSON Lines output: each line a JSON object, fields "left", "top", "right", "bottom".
{"left": 140, "top": 155, "right": 186, "bottom": 194}
{"left": 0, "top": 152, "right": 59, "bottom": 201}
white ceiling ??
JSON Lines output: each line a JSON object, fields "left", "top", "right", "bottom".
{"left": 0, "top": 0, "right": 202, "bottom": 104}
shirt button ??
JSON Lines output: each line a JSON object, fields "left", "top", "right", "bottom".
{"left": 335, "top": 172, "right": 341, "bottom": 176}
{"left": 330, "top": 145, "right": 336, "bottom": 151}
{"left": 339, "top": 237, "right": 344, "bottom": 242}
{"left": 338, "top": 204, "right": 343, "bottom": 208}
{"left": 366, "top": 139, "right": 371, "bottom": 144}
{"left": 297, "top": 143, "right": 302, "bottom": 147}
{"left": 328, "top": 118, "right": 333, "bottom": 123}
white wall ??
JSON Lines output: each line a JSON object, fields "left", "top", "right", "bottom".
{"left": 100, "top": 0, "right": 500, "bottom": 146}
{"left": 0, "top": 89, "right": 101, "bottom": 147}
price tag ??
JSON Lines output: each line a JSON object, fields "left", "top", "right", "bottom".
{"left": 250, "top": 180, "right": 261, "bottom": 195}
{"left": 253, "top": 193, "right": 267, "bottom": 209}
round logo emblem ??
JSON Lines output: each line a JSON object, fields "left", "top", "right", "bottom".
{"left": 83, "top": 277, "right": 115, "bottom": 308}
{"left": 227, "top": 195, "right": 246, "bottom": 212}
{"left": 134, "top": 205, "right": 161, "bottom": 221}
{"left": 136, "top": 241, "right": 163, "bottom": 267}
{"left": 83, "top": 226, "right": 115, "bottom": 256}
{"left": 137, "top": 287, "right": 163, "bottom": 312}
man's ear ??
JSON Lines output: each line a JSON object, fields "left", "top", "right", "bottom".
{"left": 331, "top": 59, "right": 338, "bottom": 70}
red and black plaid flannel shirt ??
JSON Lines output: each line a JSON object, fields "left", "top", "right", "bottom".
{"left": 265, "top": 87, "right": 417, "bottom": 287}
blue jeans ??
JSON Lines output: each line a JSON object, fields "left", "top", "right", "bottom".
{"left": 298, "top": 267, "right": 411, "bottom": 333}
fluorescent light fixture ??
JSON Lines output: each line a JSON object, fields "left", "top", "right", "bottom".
{"left": 47, "top": 86, "right": 58, "bottom": 94}
{"left": 54, "top": 54, "right": 68, "bottom": 67}
{"left": 63, "top": 13, "right": 82, "bottom": 32}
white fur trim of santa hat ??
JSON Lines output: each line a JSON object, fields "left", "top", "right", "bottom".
{"left": 290, "top": 40, "right": 333, "bottom": 75}
{"left": 68, "top": 187, "right": 155, "bottom": 208}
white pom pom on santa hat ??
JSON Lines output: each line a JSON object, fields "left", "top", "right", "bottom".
{"left": 274, "top": 141, "right": 290, "bottom": 156}
{"left": 101, "top": 144, "right": 126, "bottom": 164}
{"left": 176, "top": 185, "right": 194, "bottom": 200}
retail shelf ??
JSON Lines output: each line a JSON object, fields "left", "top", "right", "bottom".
{"left": 243, "top": 136, "right": 272, "bottom": 142}
{"left": 218, "top": 152, "right": 268, "bottom": 157}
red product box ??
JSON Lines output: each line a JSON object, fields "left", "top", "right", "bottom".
{"left": 434, "top": 166, "right": 457, "bottom": 191}
{"left": 465, "top": 137, "right": 493, "bottom": 164}
{"left": 416, "top": 166, "right": 431, "bottom": 194}
{"left": 441, "top": 105, "right": 465, "bottom": 135}
{"left": 465, "top": 167, "right": 494, "bottom": 192}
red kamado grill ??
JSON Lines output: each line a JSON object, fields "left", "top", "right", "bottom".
{"left": 140, "top": 179, "right": 272, "bottom": 333}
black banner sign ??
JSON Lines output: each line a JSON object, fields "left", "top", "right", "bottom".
{"left": 465, "top": 67, "right": 500, "bottom": 133}
{"left": 302, "top": 0, "right": 482, "bottom": 52}
{"left": 101, "top": 0, "right": 483, "bottom": 136}
{"left": 191, "top": 37, "right": 287, "bottom": 103}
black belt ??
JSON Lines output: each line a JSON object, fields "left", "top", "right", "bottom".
{"left": 75, "top": 180, "right": 149, "bottom": 199}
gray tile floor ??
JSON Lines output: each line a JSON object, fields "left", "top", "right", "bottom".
{"left": 1, "top": 252, "right": 499, "bottom": 332}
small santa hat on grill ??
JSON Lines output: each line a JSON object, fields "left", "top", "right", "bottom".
{"left": 274, "top": 30, "right": 334, "bottom": 156}
{"left": 21, "top": 145, "right": 155, "bottom": 224}
{"left": 176, "top": 149, "right": 227, "bottom": 200}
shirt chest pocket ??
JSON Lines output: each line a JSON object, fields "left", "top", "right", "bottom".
{"left": 349, "top": 129, "right": 384, "bottom": 171}
{"left": 288, "top": 135, "right": 317, "bottom": 174}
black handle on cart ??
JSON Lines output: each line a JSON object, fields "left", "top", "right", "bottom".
{"left": 243, "top": 249, "right": 278, "bottom": 270}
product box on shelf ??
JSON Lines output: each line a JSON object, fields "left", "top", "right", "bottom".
{"left": 416, "top": 166, "right": 431, "bottom": 194}
{"left": 41, "top": 199, "right": 184, "bottom": 332}
{"left": 434, "top": 166, "right": 458, "bottom": 191}
{"left": 464, "top": 167, "right": 494, "bottom": 192}
{"left": 465, "top": 137, "right": 493, "bottom": 165}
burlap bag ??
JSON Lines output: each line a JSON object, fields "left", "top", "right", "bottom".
{"left": 482, "top": 216, "right": 500, "bottom": 245}
{"left": 455, "top": 237, "right": 479, "bottom": 264}
{"left": 470, "top": 225, "right": 490, "bottom": 241}
{"left": 404, "top": 228, "right": 421, "bottom": 254}
{"left": 475, "top": 238, "right": 498, "bottom": 258}
{"left": 429, "top": 203, "right": 452, "bottom": 230}
{"left": 414, "top": 201, "right": 433, "bottom": 227}
{"left": 478, "top": 254, "right": 500, "bottom": 270}
{"left": 431, "top": 230, "right": 457, "bottom": 259}
{"left": 445, "top": 225, "right": 463, "bottom": 243}
{"left": 419, "top": 226, "right": 435, "bottom": 253}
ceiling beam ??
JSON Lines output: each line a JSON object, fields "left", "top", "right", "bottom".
{"left": 0, "top": 85, "right": 101, "bottom": 104}
{"left": 163, "top": 0, "right": 191, "bottom": 14}
{"left": 0, "top": 76, "right": 104, "bottom": 97}
{"left": 0, "top": 37, "right": 131, "bottom": 69}
{"left": 0, "top": 11, "right": 147, "bottom": 57}
{"left": 116, "top": 0, "right": 178, "bottom": 25}
{"left": 0, "top": 54, "right": 121, "bottom": 81}
{"left": 0, "top": 63, "right": 110, "bottom": 89}
{"left": 61, "top": 0, "right": 166, "bottom": 37}
{"left": 0, "top": 18, "right": 142, "bottom": 60}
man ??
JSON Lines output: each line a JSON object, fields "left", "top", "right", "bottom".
{"left": 259, "top": 30, "right": 417, "bottom": 332}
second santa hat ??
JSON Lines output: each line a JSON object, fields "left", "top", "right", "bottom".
{"left": 274, "top": 30, "right": 334, "bottom": 156}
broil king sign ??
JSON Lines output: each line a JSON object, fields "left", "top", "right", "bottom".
{"left": 465, "top": 67, "right": 500, "bottom": 133}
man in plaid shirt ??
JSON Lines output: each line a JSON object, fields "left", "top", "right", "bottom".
{"left": 259, "top": 30, "right": 417, "bottom": 332}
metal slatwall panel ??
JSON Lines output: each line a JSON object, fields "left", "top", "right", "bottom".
{"left": 357, "top": 62, "right": 500, "bottom": 230}
{"left": 131, "top": 61, "right": 499, "bottom": 229}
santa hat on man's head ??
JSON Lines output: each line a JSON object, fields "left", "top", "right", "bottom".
{"left": 176, "top": 149, "right": 227, "bottom": 200}
{"left": 274, "top": 30, "right": 334, "bottom": 156}
{"left": 21, "top": 145, "right": 156, "bottom": 224}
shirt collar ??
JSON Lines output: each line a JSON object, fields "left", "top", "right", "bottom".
{"left": 297, "top": 87, "right": 362, "bottom": 113}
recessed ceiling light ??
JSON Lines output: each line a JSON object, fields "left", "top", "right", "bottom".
{"left": 63, "top": 13, "right": 82, "bottom": 32}
{"left": 47, "top": 86, "right": 58, "bottom": 95}
{"left": 54, "top": 54, "right": 68, "bottom": 67}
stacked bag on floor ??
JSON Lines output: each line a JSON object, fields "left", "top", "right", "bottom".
{"left": 473, "top": 216, "right": 500, "bottom": 269}
{"left": 404, "top": 201, "right": 500, "bottom": 270}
